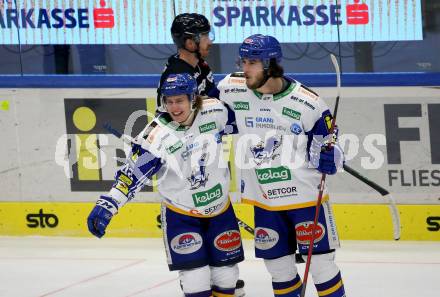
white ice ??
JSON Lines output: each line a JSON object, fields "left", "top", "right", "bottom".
{"left": 1, "top": 237, "right": 439, "bottom": 297}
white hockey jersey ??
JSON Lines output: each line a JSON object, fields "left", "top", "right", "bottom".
{"left": 106, "top": 98, "right": 237, "bottom": 217}
{"left": 219, "top": 73, "right": 332, "bottom": 210}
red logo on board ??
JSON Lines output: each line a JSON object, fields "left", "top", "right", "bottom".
{"left": 94, "top": 0, "right": 115, "bottom": 28}
{"left": 346, "top": 0, "right": 369, "bottom": 25}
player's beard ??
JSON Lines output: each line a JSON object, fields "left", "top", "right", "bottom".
{"left": 245, "top": 70, "right": 266, "bottom": 90}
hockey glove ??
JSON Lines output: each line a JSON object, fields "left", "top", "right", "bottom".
{"left": 309, "top": 129, "right": 344, "bottom": 175}
{"left": 87, "top": 196, "right": 118, "bottom": 238}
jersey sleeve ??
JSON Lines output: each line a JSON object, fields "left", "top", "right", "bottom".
{"left": 219, "top": 101, "right": 238, "bottom": 136}
{"left": 106, "top": 120, "right": 163, "bottom": 209}
{"left": 302, "top": 87, "right": 335, "bottom": 155}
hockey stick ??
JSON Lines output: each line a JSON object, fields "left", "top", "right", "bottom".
{"left": 300, "top": 54, "right": 341, "bottom": 297}
{"left": 343, "top": 164, "right": 401, "bottom": 240}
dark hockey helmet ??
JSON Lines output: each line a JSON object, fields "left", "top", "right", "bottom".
{"left": 171, "top": 13, "right": 212, "bottom": 48}
{"left": 160, "top": 73, "right": 198, "bottom": 111}
{"left": 239, "top": 34, "right": 282, "bottom": 67}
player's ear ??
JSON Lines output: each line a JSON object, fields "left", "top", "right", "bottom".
{"left": 184, "top": 38, "right": 197, "bottom": 51}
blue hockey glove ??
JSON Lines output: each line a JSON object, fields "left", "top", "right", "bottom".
{"left": 309, "top": 129, "right": 344, "bottom": 175}
{"left": 316, "top": 144, "right": 344, "bottom": 175}
{"left": 87, "top": 196, "right": 118, "bottom": 238}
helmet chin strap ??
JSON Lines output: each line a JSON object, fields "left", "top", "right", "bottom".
{"left": 179, "top": 109, "right": 196, "bottom": 126}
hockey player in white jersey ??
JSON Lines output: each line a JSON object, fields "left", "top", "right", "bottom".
{"left": 219, "top": 35, "right": 346, "bottom": 297}
{"left": 87, "top": 73, "right": 244, "bottom": 297}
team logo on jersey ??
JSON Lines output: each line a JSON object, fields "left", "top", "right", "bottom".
{"left": 254, "top": 227, "right": 279, "bottom": 250}
{"left": 170, "top": 232, "right": 203, "bottom": 254}
{"left": 214, "top": 230, "right": 242, "bottom": 252}
{"left": 233, "top": 101, "right": 249, "bottom": 110}
{"left": 256, "top": 166, "right": 291, "bottom": 184}
{"left": 192, "top": 183, "right": 223, "bottom": 207}
{"left": 188, "top": 152, "right": 210, "bottom": 190}
{"left": 250, "top": 135, "right": 283, "bottom": 165}
{"left": 295, "top": 222, "right": 326, "bottom": 245}
{"left": 290, "top": 123, "right": 303, "bottom": 135}
{"left": 282, "top": 107, "right": 301, "bottom": 120}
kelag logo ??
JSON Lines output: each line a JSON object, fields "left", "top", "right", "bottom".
{"left": 0, "top": 0, "right": 114, "bottom": 29}
{"left": 64, "top": 98, "right": 150, "bottom": 192}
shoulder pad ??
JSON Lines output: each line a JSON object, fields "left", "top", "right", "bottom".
{"left": 230, "top": 72, "right": 245, "bottom": 78}
{"left": 199, "top": 100, "right": 225, "bottom": 116}
{"left": 201, "top": 98, "right": 222, "bottom": 107}
{"left": 226, "top": 75, "right": 246, "bottom": 85}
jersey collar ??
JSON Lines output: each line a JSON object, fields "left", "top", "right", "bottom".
{"left": 252, "top": 81, "right": 296, "bottom": 101}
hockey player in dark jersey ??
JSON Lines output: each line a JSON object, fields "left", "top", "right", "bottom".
{"left": 156, "top": 13, "right": 219, "bottom": 108}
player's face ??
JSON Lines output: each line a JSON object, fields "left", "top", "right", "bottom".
{"left": 197, "top": 33, "right": 213, "bottom": 58}
{"left": 241, "top": 58, "right": 265, "bottom": 89}
{"left": 165, "top": 94, "right": 192, "bottom": 123}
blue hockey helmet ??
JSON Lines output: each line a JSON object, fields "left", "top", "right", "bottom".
{"left": 239, "top": 34, "right": 282, "bottom": 66}
{"left": 160, "top": 73, "right": 198, "bottom": 110}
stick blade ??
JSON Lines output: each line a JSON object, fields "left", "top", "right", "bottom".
{"left": 384, "top": 194, "right": 401, "bottom": 240}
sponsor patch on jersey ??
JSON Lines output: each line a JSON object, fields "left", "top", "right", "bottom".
{"left": 225, "top": 87, "right": 247, "bottom": 94}
{"left": 166, "top": 140, "right": 183, "bottom": 154}
{"left": 203, "top": 98, "right": 220, "bottom": 106}
{"left": 192, "top": 183, "right": 223, "bottom": 207}
{"left": 295, "top": 222, "right": 326, "bottom": 245}
{"left": 256, "top": 166, "right": 291, "bottom": 184}
{"left": 291, "top": 123, "right": 303, "bottom": 135}
{"left": 254, "top": 227, "right": 279, "bottom": 250}
{"left": 199, "top": 122, "right": 217, "bottom": 133}
{"left": 203, "top": 201, "right": 224, "bottom": 215}
{"left": 282, "top": 107, "right": 301, "bottom": 120}
{"left": 228, "top": 77, "right": 246, "bottom": 85}
{"left": 170, "top": 232, "right": 203, "bottom": 254}
{"left": 290, "top": 95, "right": 316, "bottom": 110}
{"left": 201, "top": 108, "right": 223, "bottom": 115}
{"left": 233, "top": 101, "right": 249, "bottom": 110}
{"left": 324, "top": 115, "right": 333, "bottom": 132}
{"left": 264, "top": 186, "right": 297, "bottom": 199}
{"left": 299, "top": 86, "right": 319, "bottom": 100}
{"left": 214, "top": 230, "right": 242, "bottom": 252}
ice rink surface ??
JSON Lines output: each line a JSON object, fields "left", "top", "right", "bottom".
{"left": 1, "top": 237, "right": 439, "bottom": 297}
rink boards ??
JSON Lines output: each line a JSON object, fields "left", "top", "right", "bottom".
{"left": 0, "top": 202, "right": 439, "bottom": 241}
{"left": 0, "top": 86, "right": 439, "bottom": 240}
